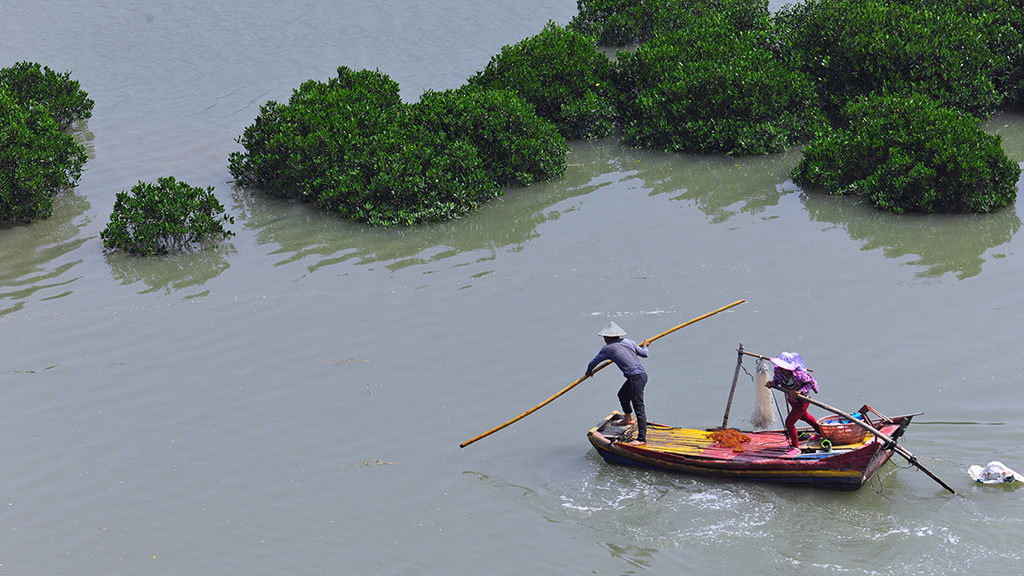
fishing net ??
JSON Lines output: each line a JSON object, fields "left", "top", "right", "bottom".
{"left": 751, "top": 358, "right": 776, "bottom": 429}
{"left": 710, "top": 429, "right": 751, "bottom": 453}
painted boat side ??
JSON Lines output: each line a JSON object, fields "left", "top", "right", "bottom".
{"left": 587, "top": 413, "right": 907, "bottom": 490}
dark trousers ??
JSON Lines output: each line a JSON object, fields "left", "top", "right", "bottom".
{"left": 617, "top": 372, "right": 648, "bottom": 441}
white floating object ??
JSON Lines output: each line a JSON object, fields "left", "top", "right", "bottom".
{"left": 967, "top": 461, "right": 1024, "bottom": 484}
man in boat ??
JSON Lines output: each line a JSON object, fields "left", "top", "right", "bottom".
{"left": 768, "top": 352, "right": 824, "bottom": 456}
{"left": 585, "top": 321, "right": 650, "bottom": 446}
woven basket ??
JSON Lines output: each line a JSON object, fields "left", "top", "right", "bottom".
{"left": 819, "top": 415, "right": 867, "bottom": 445}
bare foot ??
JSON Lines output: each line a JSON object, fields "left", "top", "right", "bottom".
{"left": 625, "top": 440, "right": 646, "bottom": 447}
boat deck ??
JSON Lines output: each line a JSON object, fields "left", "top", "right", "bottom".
{"left": 596, "top": 414, "right": 871, "bottom": 462}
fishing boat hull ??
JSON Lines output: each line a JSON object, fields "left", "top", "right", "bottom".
{"left": 587, "top": 411, "right": 914, "bottom": 491}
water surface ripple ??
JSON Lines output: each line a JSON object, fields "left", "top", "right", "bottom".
{"left": 3, "top": 1, "right": 1024, "bottom": 574}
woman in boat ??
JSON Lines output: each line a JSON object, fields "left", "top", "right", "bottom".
{"left": 585, "top": 321, "right": 650, "bottom": 446}
{"left": 768, "top": 352, "right": 824, "bottom": 456}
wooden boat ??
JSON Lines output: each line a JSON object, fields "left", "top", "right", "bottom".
{"left": 587, "top": 405, "right": 918, "bottom": 491}
{"left": 459, "top": 326, "right": 953, "bottom": 493}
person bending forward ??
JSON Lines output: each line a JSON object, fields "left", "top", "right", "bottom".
{"left": 767, "top": 351, "right": 823, "bottom": 456}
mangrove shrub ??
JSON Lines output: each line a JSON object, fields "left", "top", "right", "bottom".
{"left": 410, "top": 87, "right": 567, "bottom": 188}
{"left": 467, "top": 22, "right": 617, "bottom": 140}
{"left": 570, "top": 0, "right": 673, "bottom": 45}
{"left": 229, "top": 67, "right": 403, "bottom": 205}
{"left": 570, "top": 0, "right": 770, "bottom": 46}
{"left": 775, "top": 0, "right": 1001, "bottom": 118}
{"left": 101, "top": 176, "right": 235, "bottom": 255}
{"left": 0, "top": 86, "right": 87, "bottom": 222}
{"left": 792, "top": 93, "right": 1020, "bottom": 213}
{"left": 0, "top": 62, "right": 92, "bottom": 222}
{"left": 615, "top": 13, "right": 820, "bottom": 155}
{"left": 0, "top": 61, "right": 94, "bottom": 129}
{"left": 886, "top": 0, "right": 1024, "bottom": 107}
{"left": 230, "top": 67, "right": 567, "bottom": 226}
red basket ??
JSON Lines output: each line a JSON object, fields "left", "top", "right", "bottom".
{"left": 819, "top": 415, "right": 867, "bottom": 445}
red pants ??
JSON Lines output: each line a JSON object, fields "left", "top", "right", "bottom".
{"left": 785, "top": 398, "right": 820, "bottom": 448}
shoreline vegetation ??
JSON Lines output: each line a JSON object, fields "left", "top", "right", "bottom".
{"left": 228, "top": 68, "right": 569, "bottom": 227}
{"left": 230, "top": 0, "right": 1023, "bottom": 224}
{"left": 5, "top": 0, "right": 1024, "bottom": 238}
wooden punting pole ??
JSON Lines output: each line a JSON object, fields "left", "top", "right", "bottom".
{"left": 459, "top": 300, "right": 746, "bottom": 448}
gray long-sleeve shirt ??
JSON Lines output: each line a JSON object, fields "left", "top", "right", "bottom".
{"left": 587, "top": 338, "right": 648, "bottom": 377}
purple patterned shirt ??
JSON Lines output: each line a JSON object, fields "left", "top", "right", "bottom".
{"left": 770, "top": 366, "right": 818, "bottom": 396}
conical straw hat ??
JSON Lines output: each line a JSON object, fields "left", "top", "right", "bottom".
{"left": 598, "top": 321, "right": 627, "bottom": 337}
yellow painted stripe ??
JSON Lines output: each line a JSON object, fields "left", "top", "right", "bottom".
{"left": 645, "top": 426, "right": 713, "bottom": 456}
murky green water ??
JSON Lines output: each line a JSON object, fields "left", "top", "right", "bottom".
{"left": 3, "top": 1, "right": 1024, "bottom": 574}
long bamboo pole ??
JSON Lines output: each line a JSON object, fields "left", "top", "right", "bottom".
{"left": 769, "top": 384, "right": 956, "bottom": 494}
{"left": 642, "top": 299, "right": 745, "bottom": 344}
{"left": 459, "top": 299, "right": 746, "bottom": 448}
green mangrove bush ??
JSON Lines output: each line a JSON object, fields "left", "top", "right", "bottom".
{"left": 0, "top": 86, "right": 87, "bottom": 222}
{"left": 229, "top": 67, "right": 403, "bottom": 206}
{"left": 570, "top": 0, "right": 769, "bottom": 46}
{"left": 0, "top": 62, "right": 92, "bottom": 222}
{"left": 0, "top": 61, "right": 94, "bottom": 129}
{"left": 615, "top": 12, "right": 820, "bottom": 155}
{"left": 410, "top": 87, "right": 567, "bottom": 188}
{"left": 887, "top": 0, "right": 1024, "bottom": 107}
{"left": 229, "top": 67, "right": 567, "bottom": 227}
{"left": 467, "top": 22, "right": 617, "bottom": 140}
{"left": 101, "top": 177, "right": 235, "bottom": 255}
{"left": 792, "top": 93, "right": 1020, "bottom": 213}
{"left": 570, "top": 0, "right": 671, "bottom": 45}
{"left": 775, "top": 0, "right": 1001, "bottom": 118}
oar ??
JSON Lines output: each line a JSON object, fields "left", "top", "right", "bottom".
{"left": 772, "top": 385, "right": 956, "bottom": 494}
{"left": 459, "top": 299, "right": 746, "bottom": 448}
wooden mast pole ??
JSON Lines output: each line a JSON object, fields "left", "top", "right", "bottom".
{"left": 721, "top": 343, "right": 744, "bottom": 428}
